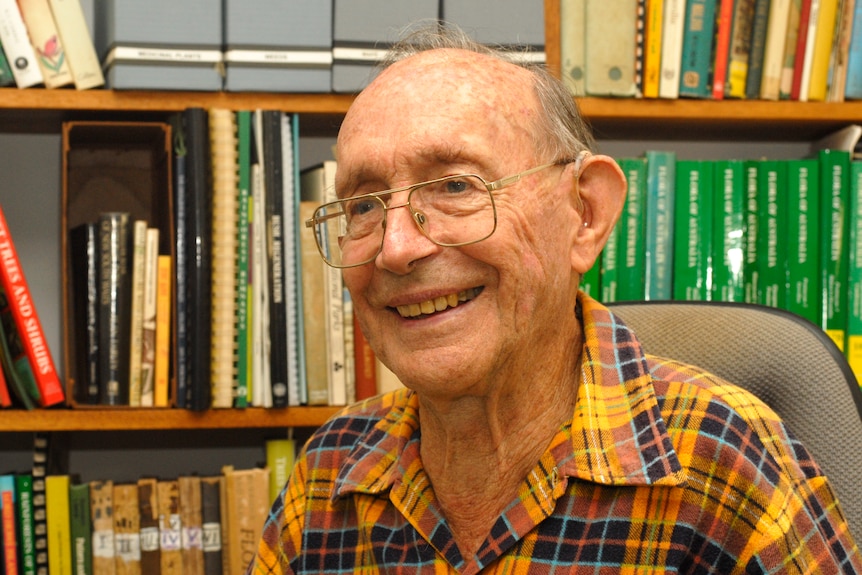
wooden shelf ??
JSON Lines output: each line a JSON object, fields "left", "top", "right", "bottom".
{"left": 0, "top": 406, "right": 343, "bottom": 432}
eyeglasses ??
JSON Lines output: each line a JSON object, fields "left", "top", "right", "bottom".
{"left": 306, "top": 153, "right": 587, "bottom": 268}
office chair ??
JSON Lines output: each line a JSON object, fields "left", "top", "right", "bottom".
{"left": 607, "top": 300, "right": 862, "bottom": 543}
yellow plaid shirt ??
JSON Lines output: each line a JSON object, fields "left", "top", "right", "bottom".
{"left": 248, "top": 293, "right": 861, "bottom": 574}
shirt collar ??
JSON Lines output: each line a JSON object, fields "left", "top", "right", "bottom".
{"left": 333, "top": 292, "right": 685, "bottom": 499}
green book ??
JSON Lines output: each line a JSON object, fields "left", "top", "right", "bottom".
{"left": 15, "top": 474, "right": 36, "bottom": 575}
{"left": 755, "top": 159, "right": 788, "bottom": 308}
{"left": 818, "top": 149, "right": 851, "bottom": 351}
{"left": 743, "top": 160, "right": 761, "bottom": 304}
{"left": 616, "top": 157, "right": 648, "bottom": 301}
{"left": 235, "top": 110, "right": 252, "bottom": 408}
{"left": 69, "top": 482, "right": 92, "bottom": 575}
{"left": 711, "top": 159, "right": 746, "bottom": 302}
{"left": 600, "top": 201, "right": 621, "bottom": 303}
{"left": 580, "top": 257, "right": 601, "bottom": 299}
{"left": 644, "top": 150, "right": 677, "bottom": 300}
{"left": 785, "top": 158, "right": 820, "bottom": 324}
{"left": 673, "top": 160, "right": 714, "bottom": 301}
{"left": 846, "top": 161, "right": 862, "bottom": 380}
{"left": 0, "top": 40, "right": 14, "bottom": 87}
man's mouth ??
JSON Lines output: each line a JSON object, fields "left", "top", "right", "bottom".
{"left": 395, "top": 287, "right": 483, "bottom": 318}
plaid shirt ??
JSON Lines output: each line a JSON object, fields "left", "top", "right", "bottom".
{"left": 248, "top": 293, "right": 862, "bottom": 574}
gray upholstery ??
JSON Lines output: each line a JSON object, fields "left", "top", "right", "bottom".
{"left": 608, "top": 300, "right": 862, "bottom": 543}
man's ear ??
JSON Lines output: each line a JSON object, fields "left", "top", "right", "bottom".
{"left": 569, "top": 154, "right": 627, "bottom": 274}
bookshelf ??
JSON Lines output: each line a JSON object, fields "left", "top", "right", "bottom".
{"left": 0, "top": 0, "right": 856, "bottom": 456}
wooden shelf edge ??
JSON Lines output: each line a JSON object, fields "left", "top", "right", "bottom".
{"left": 0, "top": 406, "right": 343, "bottom": 432}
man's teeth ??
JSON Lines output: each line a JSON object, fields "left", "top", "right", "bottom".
{"left": 396, "top": 288, "right": 479, "bottom": 318}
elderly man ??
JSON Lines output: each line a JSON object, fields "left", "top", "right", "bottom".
{"left": 248, "top": 26, "right": 861, "bottom": 574}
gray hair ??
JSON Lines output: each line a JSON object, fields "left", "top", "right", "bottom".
{"left": 379, "top": 22, "right": 596, "bottom": 161}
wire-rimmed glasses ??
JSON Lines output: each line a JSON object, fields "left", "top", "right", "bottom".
{"left": 306, "top": 156, "right": 585, "bottom": 268}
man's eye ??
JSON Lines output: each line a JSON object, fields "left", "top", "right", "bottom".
{"left": 347, "top": 199, "right": 380, "bottom": 218}
{"left": 443, "top": 178, "right": 473, "bottom": 193}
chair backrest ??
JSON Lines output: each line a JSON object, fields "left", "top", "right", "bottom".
{"left": 607, "top": 300, "right": 862, "bottom": 542}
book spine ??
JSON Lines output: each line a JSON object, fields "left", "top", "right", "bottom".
{"left": 297, "top": 200, "right": 328, "bottom": 406}
{"left": 711, "top": 160, "right": 746, "bottom": 302}
{"left": 819, "top": 149, "right": 851, "bottom": 350}
{"left": 600, "top": 199, "right": 620, "bottom": 303}
{"left": 15, "top": 474, "right": 36, "bottom": 575}
{"left": 137, "top": 478, "right": 160, "bottom": 575}
{"left": 755, "top": 160, "right": 788, "bottom": 307}
{"left": 584, "top": 0, "right": 638, "bottom": 96}
{"left": 644, "top": 150, "right": 676, "bottom": 300}
{"left": 0, "top": 475, "right": 18, "bottom": 575}
{"left": 321, "top": 161, "right": 347, "bottom": 406}
{"left": 0, "top": 286, "right": 39, "bottom": 409}
{"left": 846, "top": 160, "right": 862, "bottom": 379}
{"left": 31, "top": 435, "right": 48, "bottom": 575}
{"left": 353, "top": 315, "right": 377, "bottom": 401}
{"left": 45, "top": 475, "right": 71, "bottom": 575}
{"left": 0, "top": 204, "right": 64, "bottom": 406}
{"left": 0, "top": 36, "right": 15, "bottom": 86}
{"left": 0, "top": 329, "right": 12, "bottom": 407}
{"left": 265, "top": 438, "right": 296, "bottom": 505}
{"left": 710, "top": 0, "right": 736, "bottom": 98}
{"left": 743, "top": 161, "right": 760, "bottom": 303}
{"left": 759, "top": 0, "right": 792, "bottom": 99}
{"left": 642, "top": 0, "right": 664, "bottom": 97}
{"left": 779, "top": 0, "right": 804, "bottom": 98}
{"left": 673, "top": 160, "right": 714, "bottom": 300}
{"left": 46, "top": 0, "right": 104, "bottom": 89}
{"left": 785, "top": 159, "right": 820, "bottom": 323}
{"left": 172, "top": 118, "right": 189, "bottom": 408}
{"left": 68, "top": 482, "right": 92, "bottom": 575}
{"left": 234, "top": 110, "right": 251, "bottom": 408}
{"left": 178, "top": 476, "right": 203, "bottom": 575}
{"left": 743, "top": 0, "right": 771, "bottom": 99}
{"left": 88, "top": 480, "right": 114, "bottom": 575}
{"left": 0, "top": 0, "right": 44, "bottom": 87}
{"left": 140, "top": 227, "right": 160, "bottom": 407}
{"left": 281, "top": 113, "right": 302, "bottom": 407}
{"left": 806, "top": 0, "right": 839, "bottom": 100}
{"left": 157, "top": 480, "right": 182, "bottom": 575}
{"left": 826, "top": 0, "right": 855, "bottom": 101}
{"left": 796, "top": 0, "right": 821, "bottom": 100}
{"left": 69, "top": 222, "right": 99, "bottom": 405}
{"left": 844, "top": 0, "right": 862, "bottom": 98}
{"left": 209, "top": 108, "right": 239, "bottom": 410}
{"left": 678, "top": 0, "right": 718, "bottom": 98}
{"left": 127, "top": 219, "right": 148, "bottom": 407}
{"left": 154, "top": 255, "right": 171, "bottom": 408}
{"left": 616, "top": 157, "right": 648, "bottom": 301}
{"left": 97, "top": 212, "right": 131, "bottom": 406}
{"left": 726, "top": 0, "right": 756, "bottom": 97}
{"left": 343, "top": 288, "right": 355, "bottom": 404}
{"left": 199, "top": 477, "right": 222, "bottom": 575}
{"left": 658, "top": 0, "right": 687, "bottom": 98}
{"left": 17, "top": 0, "right": 73, "bottom": 88}
{"left": 559, "top": 0, "right": 587, "bottom": 95}
{"left": 250, "top": 130, "right": 271, "bottom": 408}
{"left": 112, "top": 483, "right": 141, "bottom": 575}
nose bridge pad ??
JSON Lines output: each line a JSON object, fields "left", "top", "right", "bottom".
{"left": 413, "top": 210, "right": 428, "bottom": 230}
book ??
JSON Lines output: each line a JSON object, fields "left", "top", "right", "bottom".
{"left": 785, "top": 158, "right": 820, "bottom": 324}
{"left": 46, "top": 475, "right": 71, "bottom": 575}
{"left": 827, "top": 0, "right": 856, "bottom": 101}
{"left": 250, "top": 113, "right": 271, "bottom": 408}
{"left": 725, "top": 0, "right": 756, "bottom": 97}
{"left": 0, "top": 349, "right": 10, "bottom": 407}
{"left": 0, "top": 0, "right": 43, "bottom": 87}
{"left": 711, "top": 0, "right": 737, "bottom": 97}
{"left": 69, "top": 222, "right": 99, "bottom": 405}
{"left": 15, "top": 474, "right": 36, "bottom": 575}
{"left": 642, "top": 0, "right": 665, "bottom": 97}
{"left": 584, "top": 0, "right": 639, "bottom": 96}
{"left": 845, "top": 0, "right": 862, "bottom": 98}
{"left": 136, "top": 478, "right": 160, "bottom": 575}
{"left": 353, "top": 315, "right": 377, "bottom": 401}
{"left": 69, "top": 481, "right": 91, "bottom": 575}
{"left": 198, "top": 477, "right": 222, "bottom": 575}
{"left": 265, "top": 438, "right": 296, "bottom": 504}
{"left": 220, "top": 466, "right": 269, "bottom": 575}
{"left": 755, "top": 160, "right": 788, "bottom": 307}
{"left": 678, "top": 0, "right": 719, "bottom": 97}
{"left": 281, "top": 113, "right": 303, "bottom": 407}
{"left": 818, "top": 148, "right": 851, "bottom": 350}
{"left": 658, "top": 0, "right": 688, "bottom": 98}
{"left": 31, "top": 434, "right": 49, "bottom": 575}
{"left": 153, "top": 255, "right": 171, "bottom": 408}
{"left": 743, "top": 160, "right": 761, "bottom": 303}
{"left": 139, "top": 227, "right": 159, "bottom": 407}
{"left": 97, "top": 212, "right": 132, "bottom": 406}
{"left": 806, "top": 0, "right": 840, "bottom": 100}
{"left": 0, "top": 38, "right": 14, "bottom": 86}
{"left": 846, "top": 160, "right": 862, "bottom": 379}
{"left": 560, "top": 0, "right": 587, "bottom": 95}
{"left": 616, "top": 157, "right": 648, "bottom": 301}
{"left": 711, "top": 159, "right": 746, "bottom": 303}
{"left": 743, "top": 0, "right": 771, "bottom": 99}
{"left": 172, "top": 114, "right": 189, "bottom": 409}
{"left": 0, "top": 475, "right": 18, "bottom": 575}
{"left": 178, "top": 476, "right": 203, "bottom": 575}
{"left": 46, "top": 0, "right": 103, "bottom": 89}
{"left": 297, "top": 199, "right": 328, "bottom": 406}
{"left": 0, "top": 203, "right": 63, "bottom": 406}
{"left": 112, "top": 483, "right": 140, "bottom": 575}
{"left": 673, "top": 160, "right": 714, "bottom": 301}
{"left": 127, "top": 219, "right": 148, "bottom": 407}
{"left": 794, "top": 0, "right": 820, "bottom": 100}
{"left": 759, "top": 0, "right": 792, "bottom": 98}
{"left": 644, "top": 150, "right": 676, "bottom": 300}
{"left": 0, "top": 284, "right": 40, "bottom": 409}
{"left": 600, "top": 198, "right": 620, "bottom": 302}
{"left": 156, "top": 480, "right": 181, "bottom": 575}
{"left": 343, "top": 288, "right": 355, "bottom": 404}
{"left": 17, "top": 0, "right": 73, "bottom": 88}
{"left": 89, "top": 480, "right": 114, "bottom": 575}
{"left": 234, "top": 110, "right": 252, "bottom": 408}
{"left": 778, "top": 0, "right": 804, "bottom": 97}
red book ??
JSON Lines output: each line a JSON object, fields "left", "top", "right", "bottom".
{"left": 353, "top": 314, "right": 377, "bottom": 401}
{"left": 790, "top": 0, "right": 814, "bottom": 99}
{"left": 0, "top": 205, "right": 64, "bottom": 406}
{"left": 0, "top": 362, "right": 10, "bottom": 408}
{"left": 1, "top": 479, "right": 18, "bottom": 575}
{"left": 711, "top": 0, "right": 736, "bottom": 99}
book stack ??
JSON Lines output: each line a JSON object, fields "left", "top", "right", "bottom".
{"left": 0, "top": 0, "right": 103, "bottom": 89}
{"left": 594, "top": 125, "right": 862, "bottom": 380}
{"left": 559, "top": 0, "right": 862, "bottom": 101}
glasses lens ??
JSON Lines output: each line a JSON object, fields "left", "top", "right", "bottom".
{"left": 411, "top": 175, "right": 495, "bottom": 246}
{"left": 314, "top": 196, "right": 386, "bottom": 267}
